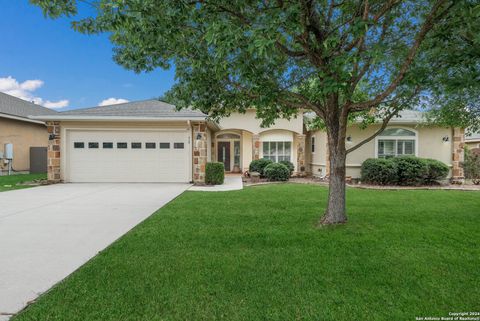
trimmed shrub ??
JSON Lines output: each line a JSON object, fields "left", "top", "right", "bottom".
{"left": 392, "top": 156, "right": 429, "bottom": 186}
{"left": 249, "top": 158, "right": 273, "bottom": 177}
{"left": 360, "top": 158, "right": 398, "bottom": 185}
{"left": 361, "top": 156, "right": 450, "bottom": 186}
{"left": 424, "top": 158, "right": 449, "bottom": 184}
{"left": 464, "top": 147, "right": 480, "bottom": 184}
{"left": 264, "top": 163, "right": 290, "bottom": 181}
{"left": 205, "top": 162, "right": 224, "bottom": 185}
{"left": 279, "top": 160, "right": 294, "bottom": 175}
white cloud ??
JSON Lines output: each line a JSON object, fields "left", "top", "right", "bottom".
{"left": 43, "top": 100, "right": 69, "bottom": 108}
{"left": 0, "top": 76, "right": 69, "bottom": 109}
{"left": 98, "top": 97, "right": 129, "bottom": 106}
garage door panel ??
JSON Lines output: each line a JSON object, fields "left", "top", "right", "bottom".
{"left": 67, "top": 130, "right": 190, "bottom": 183}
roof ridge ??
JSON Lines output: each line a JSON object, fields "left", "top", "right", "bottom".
{"left": 61, "top": 98, "right": 173, "bottom": 113}
{"left": 0, "top": 91, "right": 58, "bottom": 113}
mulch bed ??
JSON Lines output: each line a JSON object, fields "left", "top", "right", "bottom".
{"left": 243, "top": 176, "right": 480, "bottom": 191}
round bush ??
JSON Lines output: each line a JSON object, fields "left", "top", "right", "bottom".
{"left": 423, "top": 158, "right": 449, "bottom": 184}
{"left": 361, "top": 158, "right": 398, "bottom": 185}
{"left": 392, "top": 156, "right": 428, "bottom": 186}
{"left": 249, "top": 158, "right": 273, "bottom": 177}
{"left": 279, "top": 160, "right": 294, "bottom": 175}
{"left": 205, "top": 162, "right": 224, "bottom": 185}
{"left": 264, "top": 163, "right": 290, "bottom": 181}
{"left": 464, "top": 147, "right": 480, "bottom": 181}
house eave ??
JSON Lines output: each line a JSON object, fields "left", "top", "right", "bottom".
{"left": 29, "top": 115, "right": 208, "bottom": 122}
{"left": 1, "top": 112, "right": 46, "bottom": 125}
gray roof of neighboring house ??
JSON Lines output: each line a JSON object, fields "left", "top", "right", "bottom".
{"left": 0, "top": 92, "right": 58, "bottom": 120}
{"left": 58, "top": 99, "right": 206, "bottom": 118}
{"left": 466, "top": 132, "right": 480, "bottom": 141}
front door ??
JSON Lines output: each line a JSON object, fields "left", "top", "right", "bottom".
{"left": 217, "top": 141, "right": 231, "bottom": 171}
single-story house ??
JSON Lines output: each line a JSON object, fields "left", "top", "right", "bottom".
{"left": 0, "top": 92, "right": 57, "bottom": 173}
{"left": 30, "top": 99, "right": 465, "bottom": 184}
{"left": 466, "top": 132, "right": 480, "bottom": 149}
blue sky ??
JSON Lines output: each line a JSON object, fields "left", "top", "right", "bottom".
{"left": 0, "top": 0, "right": 176, "bottom": 110}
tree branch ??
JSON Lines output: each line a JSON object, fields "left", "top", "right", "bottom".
{"left": 345, "top": 109, "right": 398, "bottom": 154}
{"left": 347, "top": 0, "right": 449, "bottom": 111}
{"left": 346, "top": 86, "right": 421, "bottom": 154}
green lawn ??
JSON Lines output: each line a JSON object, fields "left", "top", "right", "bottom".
{"left": 14, "top": 184, "right": 480, "bottom": 321}
{"left": 0, "top": 173, "right": 47, "bottom": 192}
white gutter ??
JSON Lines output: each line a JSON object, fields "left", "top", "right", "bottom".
{"left": 29, "top": 115, "right": 208, "bottom": 122}
{"left": 1, "top": 113, "right": 46, "bottom": 125}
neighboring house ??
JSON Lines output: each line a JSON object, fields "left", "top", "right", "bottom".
{"left": 31, "top": 99, "right": 464, "bottom": 184}
{"left": 465, "top": 132, "right": 480, "bottom": 149}
{"left": 0, "top": 92, "right": 57, "bottom": 173}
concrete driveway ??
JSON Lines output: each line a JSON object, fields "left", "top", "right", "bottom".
{"left": 0, "top": 183, "right": 190, "bottom": 320}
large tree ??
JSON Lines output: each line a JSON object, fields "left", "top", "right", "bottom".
{"left": 32, "top": 0, "right": 479, "bottom": 224}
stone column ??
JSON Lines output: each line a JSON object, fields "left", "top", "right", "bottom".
{"left": 46, "top": 121, "right": 61, "bottom": 183}
{"left": 451, "top": 127, "right": 465, "bottom": 184}
{"left": 296, "top": 134, "right": 306, "bottom": 176}
{"left": 252, "top": 134, "right": 260, "bottom": 160}
{"left": 192, "top": 122, "right": 208, "bottom": 185}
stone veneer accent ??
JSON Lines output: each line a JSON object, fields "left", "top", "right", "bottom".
{"left": 296, "top": 134, "right": 306, "bottom": 176}
{"left": 192, "top": 122, "right": 208, "bottom": 184}
{"left": 451, "top": 127, "right": 465, "bottom": 184}
{"left": 46, "top": 121, "right": 61, "bottom": 183}
{"left": 252, "top": 134, "right": 260, "bottom": 160}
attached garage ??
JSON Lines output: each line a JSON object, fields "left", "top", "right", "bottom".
{"left": 66, "top": 129, "right": 190, "bottom": 183}
{"left": 31, "top": 100, "right": 212, "bottom": 183}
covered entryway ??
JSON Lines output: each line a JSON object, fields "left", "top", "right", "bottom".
{"left": 66, "top": 129, "right": 190, "bottom": 183}
{"left": 215, "top": 132, "right": 241, "bottom": 173}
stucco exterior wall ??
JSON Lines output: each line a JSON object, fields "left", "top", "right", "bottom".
{"left": 309, "top": 130, "right": 328, "bottom": 177}
{"left": 206, "top": 127, "right": 212, "bottom": 162}
{"left": 218, "top": 109, "right": 303, "bottom": 135}
{"left": 0, "top": 117, "right": 48, "bottom": 172}
{"left": 216, "top": 110, "right": 304, "bottom": 172}
{"left": 309, "top": 124, "right": 454, "bottom": 178}
{"left": 241, "top": 130, "right": 253, "bottom": 172}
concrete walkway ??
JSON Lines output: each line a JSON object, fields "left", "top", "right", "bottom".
{"left": 0, "top": 183, "right": 190, "bottom": 320}
{"left": 189, "top": 175, "right": 243, "bottom": 191}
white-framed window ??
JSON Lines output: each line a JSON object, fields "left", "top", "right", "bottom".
{"left": 376, "top": 128, "right": 417, "bottom": 158}
{"left": 311, "top": 136, "right": 315, "bottom": 153}
{"left": 263, "top": 141, "right": 291, "bottom": 162}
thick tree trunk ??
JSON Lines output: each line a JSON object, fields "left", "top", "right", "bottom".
{"left": 318, "top": 98, "right": 348, "bottom": 225}
{"left": 319, "top": 143, "right": 347, "bottom": 225}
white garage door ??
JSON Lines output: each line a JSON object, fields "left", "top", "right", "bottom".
{"left": 66, "top": 129, "right": 190, "bottom": 183}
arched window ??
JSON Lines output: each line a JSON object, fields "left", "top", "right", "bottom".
{"left": 216, "top": 133, "right": 240, "bottom": 140}
{"left": 376, "top": 128, "right": 417, "bottom": 158}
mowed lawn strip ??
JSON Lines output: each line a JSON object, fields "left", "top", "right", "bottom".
{"left": 0, "top": 173, "right": 46, "bottom": 192}
{"left": 13, "top": 184, "right": 480, "bottom": 321}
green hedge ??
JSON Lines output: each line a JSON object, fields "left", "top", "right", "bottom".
{"left": 361, "top": 158, "right": 398, "bottom": 185}
{"left": 264, "top": 163, "right": 290, "bottom": 181}
{"left": 249, "top": 158, "right": 273, "bottom": 177}
{"left": 423, "top": 158, "right": 450, "bottom": 184}
{"left": 392, "top": 156, "right": 429, "bottom": 186}
{"left": 205, "top": 162, "right": 224, "bottom": 185}
{"left": 361, "top": 156, "right": 449, "bottom": 186}
{"left": 279, "top": 160, "right": 294, "bottom": 175}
